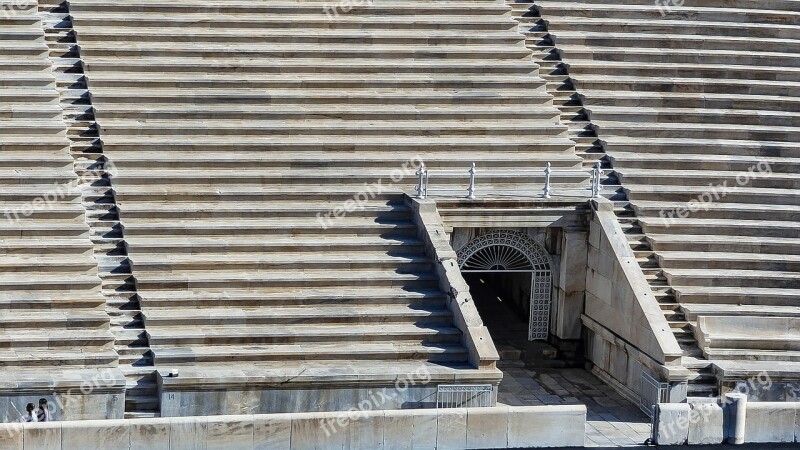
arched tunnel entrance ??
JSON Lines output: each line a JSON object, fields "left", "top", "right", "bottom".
{"left": 457, "top": 230, "right": 554, "bottom": 363}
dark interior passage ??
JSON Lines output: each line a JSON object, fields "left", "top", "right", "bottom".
{"left": 463, "top": 272, "right": 562, "bottom": 367}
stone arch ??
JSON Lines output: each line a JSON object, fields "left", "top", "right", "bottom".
{"left": 457, "top": 230, "right": 552, "bottom": 340}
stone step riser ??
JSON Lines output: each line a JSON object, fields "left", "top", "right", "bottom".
{"left": 108, "top": 176, "right": 584, "bottom": 187}
{"left": 124, "top": 244, "right": 426, "bottom": 254}
{"left": 144, "top": 315, "right": 453, "bottom": 327}
{"left": 607, "top": 143, "right": 799, "bottom": 158}
{"left": 597, "top": 127, "right": 800, "bottom": 143}
{"left": 563, "top": 51, "right": 800, "bottom": 69}
{"left": 76, "top": 33, "right": 525, "bottom": 45}
{"left": 80, "top": 49, "right": 533, "bottom": 60}
{"left": 121, "top": 228, "right": 420, "bottom": 238}
{"left": 652, "top": 242, "right": 800, "bottom": 255}
{"left": 135, "top": 278, "right": 440, "bottom": 291}
{"left": 667, "top": 276, "right": 797, "bottom": 289}
{"left": 73, "top": 19, "right": 520, "bottom": 32}
{"left": 577, "top": 80, "right": 800, "bottom": 98}
{"left": 643, "top": 224, "right": 797, "bottom": 238}
{"left": 676, "top": 293, "right": 799, "bottom": 307}
{"left": 82, "top": 64, "right": 539, "bottom": 76}
{"left": 148, "top": 332, "right": 461, "bottom": 346}
{"left": 621, "top": 177, "right": 799, "bottom": 190}
{"left": 117, "top": 210, "right": 414, "bottom": 221}
{"left": 614, "top": 160, "right": 800, "bottom": 173}
{"left": 153, "top": 351, "right": 467, "bottom": 365}
{"left": 636, "top": 208, "right": 796, "bottom": 222}
{"left": 131, "top": 260, "right": 434, "bottom": 272}
{"left": 628, "top": 192, "right": 799, "bottom": 206}
{"left": 661, "top": 259, "right": 800, "bottom": 272}
{"left": 546, "top": 22, "right": 799, "bottom": 40}
{"left": 584, "top": 96, "right": 800, "bottom": 113}
{"left": 70, "top": 4, "right": 513, "bottom": 15}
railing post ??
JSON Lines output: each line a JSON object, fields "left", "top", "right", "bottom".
{"left": 416, "top": 162, "right": 425, "bottom": 198}
{"left": 467, "top": 162, "right": 476, "bottom": 200}
{"left": 592, "top": 162, "right": 603, "bottom": 198}
{"left": 543, "top": 162, "right": 552, "bottom": 199}
{"left": 423, "top": 169, "right": 429, "bottom": 199}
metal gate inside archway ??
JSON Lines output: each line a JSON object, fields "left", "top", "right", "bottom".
{"left": 456, "top": 230, "right": 552, "bottom": 341}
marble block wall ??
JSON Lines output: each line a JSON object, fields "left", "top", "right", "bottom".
{"left": 0, "top": 405, "right": 587, "bottom": 449}
{"left": 583, "top": 200, "right": 687, "bottom": 404}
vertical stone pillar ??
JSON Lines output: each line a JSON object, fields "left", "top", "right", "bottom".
{"left": 725, "top": 393, "right": 747, "bottom": 444}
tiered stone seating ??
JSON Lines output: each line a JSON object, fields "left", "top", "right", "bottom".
{"left": 67, "top": 0, "right": 579, "bottom": 400}
{"left": 529, "top": 0, "right": 800, "bottom": 386}
{"left": 0, "top": 0, "right": 121, "bottom": 414}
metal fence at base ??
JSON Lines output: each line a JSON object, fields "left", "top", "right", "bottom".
{"left": 436, "top": 384, "right": 494, "bottom": 409}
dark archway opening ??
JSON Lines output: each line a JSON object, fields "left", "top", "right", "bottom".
{"left": 463, "top": 271, "right": 560, "bottom": 367}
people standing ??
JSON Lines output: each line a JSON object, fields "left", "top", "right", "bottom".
{"left": 23, "top": 403, "right": 37, "bottom": 423}
{"left": 37, "top": 399, "right": 51, "bottom": 422}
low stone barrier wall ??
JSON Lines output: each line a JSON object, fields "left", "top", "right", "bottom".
{"left": 0, "top": 405, "right": 586, "bottom": 449}
{"left": 653, "top": 394, "right": 800, "bottom": 445}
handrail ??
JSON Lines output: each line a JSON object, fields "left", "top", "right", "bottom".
{"left": 415, "top": 161, "right": 603, "bottom": 200}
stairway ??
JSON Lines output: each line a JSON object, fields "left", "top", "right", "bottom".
{"left": 37, "top": 0, "right": 158, "bottom": 418}
{"left": 0, "top": 0, "right": 122, "bottom": 415}
{"left": 521, "top": 0, "right": 800, "bottom": 396}
{"left": 58, "top": 0, "right": 586, "bottom": 404}
{"left": 508, "top": 0, "right": 718, "bottom": 396}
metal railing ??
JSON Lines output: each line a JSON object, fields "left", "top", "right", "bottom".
{"left": 415, "top": 161, "right": 604, "bottom": 200}
{"left": 436, "top": 384, "right": 494, "bottom": 408}
{"left": 640, "top": 371, "right": 670, "bottom": 418}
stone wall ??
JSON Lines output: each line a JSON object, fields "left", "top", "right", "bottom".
{"left": 0, "top": 405, "right": 586, "bottom": 449}
{"left": 653, "top": 396, "right": 800, "bottom": 445}
{"left": 583, "top": 199, "right": 687, "bottom": 403}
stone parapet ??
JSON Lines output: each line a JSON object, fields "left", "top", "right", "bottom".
{"left": 0, "top": 405, "right": 586, "bottom": 449}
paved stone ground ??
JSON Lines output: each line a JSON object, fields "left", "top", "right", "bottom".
{"left": 497, "top": 367, "right": 651, "bottom": 447}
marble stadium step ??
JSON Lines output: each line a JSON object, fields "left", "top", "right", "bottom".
{"left": 647, "top": 235, "right": 800, "bottom": 255}
{"left": 151, "top": 343, "right": 469, "bottom": 365}
{"left": 79, "top": 44, "right": 534, "bottom": 60}
{"left": 656, "top": 252, "right": 800, "bottom": 272}
{"left": 639, "top": 217, "right": 799, "bottom": 238}
{"left": 66, "top": 0, "right": 567, "bottom": 393}
{"left": 683, "top": 304, "right": 800, "bottom": 321}
{"left": 574, "top": 76, "right": 800, "bottom": 97}
{"left": 609, "top": 153, "right": 800, "bottom": 173}
{"left": 103, "top": 150, "right": 580, "bottom": 167}
{"left": 548, "top": 31, "right": 800, "bottom": 54}
{"left": 74, "top": 28, "right": 527, "bottom": 45}
{"left": 665, "top": 269, "right": 798, "bottom": 289}
{"left": 97, "top": 120, "right": 567, "bottom": 137}
{"left": 147, "top": 323, "right": 462, "bottom": 346}
{"left": 534, "top": 0, "right": 800, "bottom": 391}
{"left": 633, "top": 202, "right": 798, "bottom": 221}
{"left": 625, "top": 185, "right": 799, "bottom": 206}
{"left": 133, "top": 270, "right": 441, "bottom": 292}
{"left": 675, "top": 287, "right": 800, "bottom": 307}
{"left": 138, "top": 288, "right": 447, "bottom": 309}
{"left": 86, "top": 73, "right": 548, "bottom": 90}
{"left": 130, "top": 253, "right": 434, "bottom": 273}
{"left": 142, "top": 305, "right": 453, "bottom": 326}
{"left": 69, "top": 0, "right": 513, "bottom": 16}
{"left": 582, "top": 90, "right": 800, "bottom": 112}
